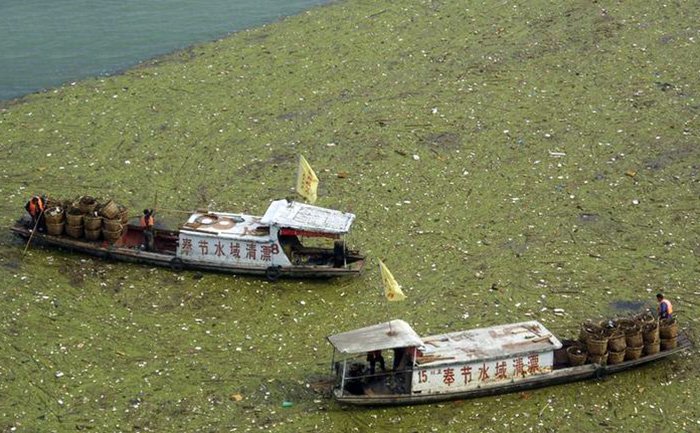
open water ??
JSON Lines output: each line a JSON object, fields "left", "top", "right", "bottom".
{"left": 0, "top": 0, "right": 329, "bottom": 101}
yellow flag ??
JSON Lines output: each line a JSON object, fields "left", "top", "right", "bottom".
{"left": 379, "top": 259, "right": 406, "bottom": 301}
{"left": 296, "top": 155, "right": 319, "bottom": 204}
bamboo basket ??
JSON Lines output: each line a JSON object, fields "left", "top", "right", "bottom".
{"left": 579, "top": 321, "right": 602, "bottom": 344}
{"left": 65, "top": 225, "right": 83, "bottom": 239}
{"left": 118, "top": 205, "right": 129, "bottom": 224}
{"left": 659, "top": 319, "right": 678, "bottom": 339}
{"left": 83, "top": 215, "right": 103, "bottom": 230}
{"left": 44, "top": 207, "right": 65, "bottom": 224}
{"left": 624, "top": 326, "right": 643, "bottom": 347}
{"left": 586, "top": 337, "right": 608, "bottom": 356}
{"left": 66, "top": 212, "right": 84, "bottom": 227}
{"left": 78, "top": 196, "right": 97, "bottom": 214}
{"left": 642, "top": 323, "right": 659, "bottom": 344}
{"left": 566, "top": 346, "right": 587, "bottom": 366}
{"left": 660, "top": 338, "right": 677, "bottom": 350}
{"left": 608, "top": 332, "right": 626, "bottom": 352}
{"left": 625, "top": 345, "right": 643, "bottom": 361}
{"left": 608, "top": 350, "right": 626, "bottom": 365}
{"left": 100, "top": 200, "right": 120, "bottom": 219}
{"left": 102, "top": 227, "right": 123, "bottom": 242}
{"left": 102, "top": 218, "right": 123, "bottom": 232}
{"left": 46, "top": 222, "right": 64, "bottom": 236}
{"left": 614, "top": 318, "right": 637, "bottom": 329}
{"left": 85, "top": 228, "right": 101, "bottom": 241}
{"left": 643, "top": 341, "right": 660, "bottom": 355}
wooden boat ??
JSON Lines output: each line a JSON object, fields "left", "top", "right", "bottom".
{"left": 326, "top": 319, "right": 692, "bottom": 406}
{"left": 11, "top": 199, "right": 365, "bottom": 280}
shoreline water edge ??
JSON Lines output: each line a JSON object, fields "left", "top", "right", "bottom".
{"left": 0, "top": 0, "right": 333, "bottom": 102}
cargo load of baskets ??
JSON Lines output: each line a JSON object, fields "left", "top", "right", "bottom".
{"left": 42, "top": 195, "right": 129, "bottom": 243}
{"left": 569, "top": 311, "right": 680, "bottom": 367}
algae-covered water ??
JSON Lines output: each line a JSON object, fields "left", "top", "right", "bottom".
{"left": 1, "top": 0, "right": 699, "bottom": 432}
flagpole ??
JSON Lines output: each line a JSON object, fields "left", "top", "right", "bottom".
{"left": 381, "top": 259, "right": 395, "bottom": 336}
{"left": 384, "top": 260, "right": 393, "bottom": 335}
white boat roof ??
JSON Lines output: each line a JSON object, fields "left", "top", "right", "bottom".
{"left": 180, "top": 211, "right": 270, "bottom": 241}
{"left": 260, "top": 199, "right": 355, "bottom": 234}
{"left": 328, "top": 320, "right": 423, "bottom": 354}
{"left": 417, "top": 321, "right": 562, "bottom": 366}
{"left": 328, "top": 320, "right": 563, "bottom": 363}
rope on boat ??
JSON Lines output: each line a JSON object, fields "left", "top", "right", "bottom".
{"left": 151, "top": 207, "right": 199, "bottom": 214}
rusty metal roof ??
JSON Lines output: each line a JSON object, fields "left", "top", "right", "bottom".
{"left": 260, "top": 199, "right": 355, "bottom": 234}
{"left": 327, "top": 320, "right": 423, "bottom": 354}
{"left": 417, "top": 321, "right": 562, "bottom": 366}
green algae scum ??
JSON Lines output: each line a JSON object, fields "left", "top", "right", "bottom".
{"left": 1, "top": 1, "right": 699, "bottom": 432}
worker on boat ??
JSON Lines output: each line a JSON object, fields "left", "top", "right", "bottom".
{"left": 392, "top": 347, "right": 412, "bottom": 393}
{"left": 140, "top": 208, "right": 155, "bottom": 251}
{"left": 393, "top": 348, "right": 406, "bottom": 370}
{"left": 366, "top": 350, "right": 385, "bottom": 376}
{"left": 656, "top": 293, "right": 673, "bottom": 319}
{"left": 24, "top": 195, "right": 46, "bottom": 232}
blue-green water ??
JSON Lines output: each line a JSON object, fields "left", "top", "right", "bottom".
{"left": 0, "top": 0, "right": 330, "bottom": 101}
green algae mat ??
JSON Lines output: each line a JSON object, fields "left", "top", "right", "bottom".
{"left": 1, "top": 0, "right": 698, "bottom": 431}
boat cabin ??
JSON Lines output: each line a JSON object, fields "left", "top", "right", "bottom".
{"left": 174, "top": 199, "right": 361, "bottom": 274}
{"left": 328, "top": 319, "right": 562, "bottom": 401}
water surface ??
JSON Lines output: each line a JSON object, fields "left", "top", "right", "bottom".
{"left": 0, "top": 0, "right": 329, "bottom": 100}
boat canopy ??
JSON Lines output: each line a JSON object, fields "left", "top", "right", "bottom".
{"left": 260, "top": 199, "right": 355, "bottom": 235}
{"left": 328, "top": 320, "right": 423, "bottom": 354}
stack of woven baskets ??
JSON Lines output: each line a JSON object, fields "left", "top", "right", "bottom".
{"left": 615, "top": 318, "right": 644, "bottom": 361}
{"left": 40, "top": 195, "right": 129, "bottom": 243}
{"left": 636, "top": 312, "right": 661, "bottom": 355}
{"left": 571, "top": 312, "right": 677, "bottom": 367}
{"left": 44, "top": 201, "right": 66, "bottom": 236}
{"left": 99, "top": 199, "right": 125, "bottom": 242}
{"left": 578, "top": 321, "right": 611, "bottom": 365}
{"left": 659, "top": 318, "right": 678, "bottom": 350}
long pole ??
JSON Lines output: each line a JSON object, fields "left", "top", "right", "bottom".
{"left": 381, "top": 260, "right": 395, "bottom": 336}
{"left": 22, "top": 208, "right": 45, "bottom": 255}
{"left": 143, "top": 207, "right": 192, "bottom": 214}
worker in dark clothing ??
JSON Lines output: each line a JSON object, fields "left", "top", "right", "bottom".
{"left": 24, "top": 195, "right": 46, "bottom": 232}
{"left": 140, "top": 209, "right": 155, "bottom": 251}
{"left": 367, "top": 350, "right": 386, "bottom": 375}
{"left": 393, "top": 347, "right": 406, "bottom": 370}
{"left": 392, "top": 347, "right": 411, "bottom": 393}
